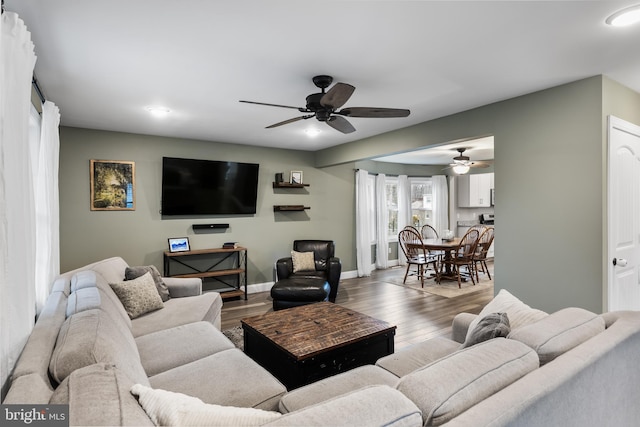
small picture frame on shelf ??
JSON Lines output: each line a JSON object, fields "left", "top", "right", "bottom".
{"left": 290, "top": 170, "right": 303, "bottom": 184}
{"left": 168, "top": 237, "right": 190, "bottom": 253}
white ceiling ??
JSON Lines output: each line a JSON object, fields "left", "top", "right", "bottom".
{"left": 6, "top": 1, "right": 640, "bottom": 159}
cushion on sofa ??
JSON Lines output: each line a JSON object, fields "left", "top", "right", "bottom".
{"left": 49, "top": 363, "right": 153, "bottom": 426}
{"left": 110, "top": 272, "right": 165, "bottom": 319}
{"left": 125, "top": 265, "right": 170, "bottom": 302}
{"left": 3, "top": 373, "right": 53, "bottom": 404}
{"left": 267, "top": 385, "right": 423, "bottom": 427}
{"left": 462, "top": 312, "right": 511, "bottom": 348}
{"left": 131, "top": 292, "right": 222, "bottom": 337}
{"left": 70, "top": 270, "right": 98, "bottom": 292}
{"left": 465, "top": 289, "right": 547, "bottom": 344}
{"left": 66, "top": 287, "right": 101, "bottom": 317}
{"left": 279, "top": 365, "right": 399, "bottom": 413}
{"left": 396, "top": 338, "right": 539, "bottom": 426}
{"left": 49, "top": 309, "right": 149, "bottom": 386}
{"left": 131, "top": 384, "right": 282, "bottom": 426}
{"left": 149, "top": 348, "right": 286, "bottom": 411}
{"left": 88, "top": 256, "right": 131, "bottom": 284}
{"left": 507, "top": 307, "right": 605, "bottom": 365}
{"left": 135, "top": 321, "right": 235, "bottom": 376}
{"left": 376, "top": 336, "right": 461, "bottom": 378}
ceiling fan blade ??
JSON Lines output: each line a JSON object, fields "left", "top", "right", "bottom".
{"left": 239, "top": 100, "right": 303, "bottom": 110}
{"left": 326, "top": 116, "right": 356, "bottom": 134}
{"left": 337, "top": 107, "right": 410, "bottom": 118}
{"left": 265, "top": 114, "right": 314, "bottom": 129}
{"left": 470, "top": 161, "right": 491, "bottom": 168}
{"left": 320, "top": 83, "right": 355, "bottom": 109}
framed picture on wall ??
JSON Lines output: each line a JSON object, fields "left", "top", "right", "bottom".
{"left": 290, "top": 170, "right": 303, "bottom": 184}
{"left": 168, "top": 237, "right": 190, "bottom": 253}
{"left": 90, "top": 160, "right": 135, "bottom": 211}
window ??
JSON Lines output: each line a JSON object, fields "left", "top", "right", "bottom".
{"left": 410, "top": 178, "right": 433, "bottom": 228}
{"left": 386, "top": 177, "right": 398, "bottom": 238}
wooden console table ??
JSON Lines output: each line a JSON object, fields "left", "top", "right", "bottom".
{"left": 163, "top": 247, "right": 247, "bottom": 300}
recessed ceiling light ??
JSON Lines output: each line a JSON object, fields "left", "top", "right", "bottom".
{"left": 305, "top": 128, "right": 321, "bottom": 137}
{"left": 145, "top": 106, "right": 171, "bottom": 117}
{"left": 606, "top": 4, "right": 640, "bottom": 27}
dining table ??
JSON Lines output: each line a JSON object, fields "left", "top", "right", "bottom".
{"left": 407, "top": 237, "right": 463, "bottom": 281}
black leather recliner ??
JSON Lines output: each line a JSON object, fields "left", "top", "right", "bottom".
{"left": 275, "top": 240, "right": 341, "bottom": 303}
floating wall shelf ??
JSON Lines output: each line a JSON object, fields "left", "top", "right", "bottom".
{"left": 273, "top": 205, "right": 310, "bottom": 212}
{"left": 272, "top": 182, "right": 310, "bottom": 188}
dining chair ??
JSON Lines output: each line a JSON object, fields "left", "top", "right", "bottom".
{"left": 440, "top": 228, "right": 480, "bottom": 288}
{"left": 420, "top": 224, "right": 445, "bottom": 263}
{"left": 420, "top": 224, "right": 439, "bottom": 239}
{"left": 473, "top": 227, "right": 494, "bottom": 282}
{"left": 398, "top": 227, "right": 439, "bottom": 287}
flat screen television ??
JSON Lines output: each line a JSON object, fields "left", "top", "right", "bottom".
{"left": 161, "top": 157, "right": 259, "bottom": 216}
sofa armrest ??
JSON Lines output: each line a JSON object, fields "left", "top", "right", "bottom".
{"left": 276, "top": 257, "right": 293, "bottom": 281}
{"left": 264, "top": 385, "right": 422, "bottom": 427}
{"left": 162, "top": 277, "right": 202, "bottom": 297}
{"left": 451, "top": 312, "right": 477, "bottom": 343}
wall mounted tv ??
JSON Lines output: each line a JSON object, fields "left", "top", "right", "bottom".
{"left": 161, "top": 157, "right": 259, "bottom": 216}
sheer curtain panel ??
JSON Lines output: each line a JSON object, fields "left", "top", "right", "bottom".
{"left": 375, "top": 174, "right": 388, "bottom": 269}
{"left": 0, "top": 11, "right": 38, "bottom": 397}
{"left": 432, "top": 175, "right": 449, "bottom": 236}
{"left": 397, "top": 175, "right": 411, "bottom": 265}
{"left": 34, "top": 101, "right": 61, "bottom": 313}
{"left": 355, "top": 170, "right": 373, "bottom": 277}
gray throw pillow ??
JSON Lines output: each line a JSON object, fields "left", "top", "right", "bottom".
{"left": 462, "top": 312, "right": 510, "bottom": 348}
{"left": 125, "top": 265, "right": 170, "bottom": 301}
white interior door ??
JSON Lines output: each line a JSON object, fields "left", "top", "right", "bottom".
{"left": 608, "top": 116, "right": 640, "bottom": 311}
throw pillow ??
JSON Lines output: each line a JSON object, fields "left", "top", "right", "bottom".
{"left": 462, "top": 312, "right": 510, "bottom": 348}
{"left": 125, "top": 265, "right": 170, "bottom": 301}
{"left": 465, "top": 289, "right": 547, "bottom": 344}
{"left": 130, "top": 384, "right": 282, "bottom": 426}
{"left": 291, "top": 251, "right": 315, "bottom": 273}
{"left": 110, "top": 272, "right": 164, "bottom": 319}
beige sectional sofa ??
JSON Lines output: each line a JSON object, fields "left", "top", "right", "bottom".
{"left": 4, "top": 256, "right": 640, "bottom": 426}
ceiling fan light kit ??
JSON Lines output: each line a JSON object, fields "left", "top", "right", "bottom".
{"left": 606, "top": 4, "right": 640, "bottom": 27}
{"left": 447, "top": 148, "right": 491, "bottom": 175}
{"left": 239, "top": 75, "right": 410, "bottom": 134}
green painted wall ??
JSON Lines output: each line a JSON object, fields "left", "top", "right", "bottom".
{"left": 59, "top": 127, "right": 356, "bottom": 285}
{"left": 59, "top": 76, "right": 640, "bottom": 312}
{"left": 315, "top": 76, "right": 639, "bottom": 313}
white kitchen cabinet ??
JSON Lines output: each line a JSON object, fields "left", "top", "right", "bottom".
{"left": 458, "top": 173, "right": 494, "bottom": 207}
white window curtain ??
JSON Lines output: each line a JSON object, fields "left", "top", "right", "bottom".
{"left": 397, "top": 175, "right": 411, "bottom": 265}
{"left": 0, "top": 11, "right": 38, "bottom": 395}
{"left": 432, "top": 175, "right": 449, "bottom": 236}
{"left": 33, "top": 101, "right": 61, "bottom": 313}
{"left": 355, "top": 169, "right": 373, "bottom": 277}
{"left": 375, "top": 174, "right": 388, "bottom": 269}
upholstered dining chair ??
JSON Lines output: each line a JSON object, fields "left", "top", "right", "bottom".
{"left": 398, "top": 227, "right": 439, "bottom": 287}
{"left": 440, "top": 228, "right": 480, "bottom": 288}
{"left": 473, "top": 227, "right": 494, "bottom": 282}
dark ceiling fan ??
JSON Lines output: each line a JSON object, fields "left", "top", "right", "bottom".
{"left": 239, "top": 75, "right": 410, "bottom": 134}
{"left": 444, "top": 148, "right": 491, "bottom": 174}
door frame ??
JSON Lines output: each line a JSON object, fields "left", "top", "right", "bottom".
{"left": 606, "top": 115, "right": 640, "bottom": 311}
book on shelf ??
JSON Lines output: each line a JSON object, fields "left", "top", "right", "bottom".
{"left": 222, "top": 242, "right": 239, "bottom": 249}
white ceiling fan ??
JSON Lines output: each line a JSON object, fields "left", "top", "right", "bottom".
{"left": 445, "top": 148, "right": 491, "bottom": 174}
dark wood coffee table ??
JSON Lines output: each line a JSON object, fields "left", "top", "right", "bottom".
{"left": 241, "top": 302, "right": 396, "bottom": 389}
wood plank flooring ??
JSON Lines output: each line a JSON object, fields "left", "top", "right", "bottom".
{"left": 221, "top": 263, "right": 494, "bottom": 350}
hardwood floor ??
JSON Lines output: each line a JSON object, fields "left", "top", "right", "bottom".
{"left": 221, "top": 262, "right": 494, "bottom": 350}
